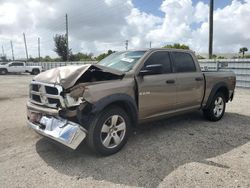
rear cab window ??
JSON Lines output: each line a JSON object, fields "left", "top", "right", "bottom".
{"left": 171, "top": 52, "right": 196, "bottom": 73}
{"left": 16, "top": 63, "right": 24, "bottom": 66}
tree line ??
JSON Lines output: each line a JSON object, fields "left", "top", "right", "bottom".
{"left": 0, "top": 34, "right": 249, "bottom": 62}
{"left": 53, "top": 35, "right": 250, "bottom": 61}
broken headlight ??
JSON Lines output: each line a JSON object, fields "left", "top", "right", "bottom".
{"left": 64, "top": 94, "right": 83, "bottom": 107}
{"left": 64, "top": 85, "right": 86, "bottom": 107}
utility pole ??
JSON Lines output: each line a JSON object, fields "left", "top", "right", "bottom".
{"left": 10, "top": 41, "right": 14, "bottom": 61}
{"left": 208, "top": 0, "right": 214, "bottom": 59}
{"left": 38, "top": 37, "right": 41, "bottom": 62}
{"left": 23, "top": 33, "right": 29, "bottom": 60}
{"left": 149, "top": 41, "right": 152, "bottom": 48}
{"left": 66, "top": 14, "right": 69, "bottom": 64}
{"left": 125, "top": 40, "right": 128, "bottom": 51}
{"left": 1, "top": 45, "right": 4, "bottom": 56}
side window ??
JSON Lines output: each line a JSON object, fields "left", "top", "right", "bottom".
{"left": 11, "top": 62, "right": 23, "bottom": 66}
{"left": 11, "top": 63, "right": 18, "bottom": 67}
{"left": 16, "top": 63, "right": 24, "bottom": 66}
{"left": 143, "top": 51, "right": 172, "bottom": 74}
{"left": 172, "top": 52, "right": 196, "bottom": 73}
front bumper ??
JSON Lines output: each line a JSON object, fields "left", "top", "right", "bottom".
{"left": 27, "top": 107, "right": 87, "bottom": 150}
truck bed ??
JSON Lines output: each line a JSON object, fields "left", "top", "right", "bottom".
{"left": 202, "top": 71, "right": 236, "bottom": 107}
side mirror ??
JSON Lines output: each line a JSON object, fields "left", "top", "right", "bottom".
{"left": 139, "top": 64, "right": 163, "bottom": 76}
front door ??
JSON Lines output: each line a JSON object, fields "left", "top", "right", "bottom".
{"left": 137, "top": 51, "right": 177, "bottom": 120}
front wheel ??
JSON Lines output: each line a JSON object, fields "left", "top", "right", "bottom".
{"left": 87, "top": 106, "right": 131, "bottom": 156}
{"left": 203, "top": 92, "right": 226, "bottom": 121}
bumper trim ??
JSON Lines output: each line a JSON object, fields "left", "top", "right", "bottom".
{"left": 27, "top": 101, "right": 59, "bottom": 116}
{"left": 27, "top": 116, "right": 87, "bottom": 150}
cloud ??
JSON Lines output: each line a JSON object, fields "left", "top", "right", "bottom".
{"left": 146, "top": 0, "right": 250, "bottom": 54}
{"left": 0, "top": 0, "right": 249, "bottom": 59}
{"left": 0, "top": 0, "right": 135, "bottom": 58}
{"left": 123, "top": 8, "right": 163, "bottom": 48}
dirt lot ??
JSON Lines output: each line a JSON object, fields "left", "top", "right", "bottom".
{"left": 0, "top": 75, "right": 250, "bottom": 188}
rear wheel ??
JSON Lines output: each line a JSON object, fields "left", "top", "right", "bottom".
{"left": 203, "top": 92, "right": 226, "bottom": 121}
{"left": 31, "top": 69, "right": 40, "bottom": 75}
{"left": 87, "top": 106, "right": 131, "bottom": 155}
{"left": 0, "top": 69, "right": 7, "bottom": 75}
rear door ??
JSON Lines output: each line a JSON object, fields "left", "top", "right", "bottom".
{"left": 171, "top": 52, "right": 204, "bottom": 110}
{"left": 15, "top": 62, "right": 25, "bottom": 72}
{"left": 137, "top": 51, "right": 176, "bottom": 119}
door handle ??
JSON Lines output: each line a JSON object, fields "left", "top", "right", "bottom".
{"left": 195, "top": 77, "right": 203, "bottom": 81}
{"left": 166, "top": 80, "right": 175, "bottom": 84}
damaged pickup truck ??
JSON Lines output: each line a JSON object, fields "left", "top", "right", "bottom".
{"left": 27, "top": 49, "right": 236, "bottom": 155}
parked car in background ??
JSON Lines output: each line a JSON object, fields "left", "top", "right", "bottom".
{"left": 27, "top": 48, "right": 236, "bottom": 155}
{"left": 0, "top": 61, "right": 42, "bottom": 75}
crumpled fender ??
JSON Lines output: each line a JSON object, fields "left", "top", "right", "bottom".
{"left": 77, "top": 93, "right": 138, "bottom": 128}
{"left": 75, "top": 77, "right": 137, "bottom": 127}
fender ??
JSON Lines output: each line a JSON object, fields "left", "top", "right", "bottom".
{"left": 77, "top": 93, "right": 138, "bottom": 128}
{"left": 204, "top": 82, "right": 229, "bottom": 109}
{"left": 91, "top": 93, "right": 138, "bottom": 125}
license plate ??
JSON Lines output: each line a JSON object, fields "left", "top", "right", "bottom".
{"left": 28, "top": 112, "right": 42, "bottom": 123}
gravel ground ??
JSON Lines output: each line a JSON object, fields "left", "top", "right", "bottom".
{"left": 0, "top": 75, "right": 250, "bottom": 188}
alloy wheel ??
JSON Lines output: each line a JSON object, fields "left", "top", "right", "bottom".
{"left": 100, "top": 115, "right": 126, "bottom": 149}
{"left": 213, "top": 96, "right": 224, "bottom": 117}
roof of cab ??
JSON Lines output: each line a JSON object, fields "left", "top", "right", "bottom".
{"left": 126, "top": 48, "right": 194, "bottom": 53}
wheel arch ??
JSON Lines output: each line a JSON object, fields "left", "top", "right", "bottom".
{"left": 91, "top": 94, "right": 138, "bottom": 127}
{"left": 204, "top": 82, "right": 229, "bottom": 109}
{"left": 32, "top": 68, "right": 40, "bottom": 72}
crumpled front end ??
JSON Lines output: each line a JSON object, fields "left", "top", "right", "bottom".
{"left": 27, "top": 64, "right": 126, "bottom": 149}
{"left": 27, "top": 80, "right": 88, "bottom": 150}
{"left": 27, "top": 103, "right": 87, "bottom": 149}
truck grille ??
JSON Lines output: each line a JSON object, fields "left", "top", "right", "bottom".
{"left": 29, "top": 81, "right": 64, "bottom": 108}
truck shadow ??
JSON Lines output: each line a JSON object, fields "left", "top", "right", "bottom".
{"left": 36, "top": 112, "right": 250, "bottom": 188}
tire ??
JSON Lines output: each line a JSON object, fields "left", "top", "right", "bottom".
{"left": 31, "top": 69, "right": 40, "bottom": 75}
{"left": 203, "top": 92, "right": 226, "bottom": 121}
{"left": 87, "top": 106, "right": 131, "bottom": 156}
{"left": 0, "top": 69, "right": 7, "bottom": 75}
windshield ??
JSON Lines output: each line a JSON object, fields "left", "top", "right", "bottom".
{"left": 98, "top": 51, "right": 146, "bottom": 72}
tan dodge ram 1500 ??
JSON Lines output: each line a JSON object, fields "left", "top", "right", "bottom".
{"left": 27, "top": 49, "right": 236, "bottom": 155}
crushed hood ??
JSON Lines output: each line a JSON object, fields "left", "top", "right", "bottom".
{"left": 33, "top": 64, "right": 124, "bottom": 89}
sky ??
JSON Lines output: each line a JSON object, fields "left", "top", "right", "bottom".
{"left": 133, "top": 0, "right": 236, "bottom": 16}
{"left": 0, "top": 0, "right": 249, "bottom": 59}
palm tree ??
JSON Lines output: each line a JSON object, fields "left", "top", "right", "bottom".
{"left": 239, "top": 47, "right": 248, "bottom": 58}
